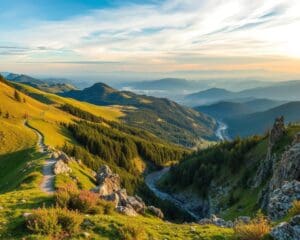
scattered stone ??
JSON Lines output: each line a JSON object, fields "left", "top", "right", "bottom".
{"left": 234, "top": 216, "right": 251, "bottom": 225}
{"left": 270, "top": 215, "right": 300, "bottom": 240}
{"left": 148, "top": 206, "right": 164, "bottom": 219}
{"left": 53, "top": 160, "right": 72, "bottom": 175}
{"left": 81, "top": 232, "right": 90, "bottom": 238}
{"left": 116, "top": 205, "right": 138, "bottom": 216}
{"left": 21, "top": 199, "right": 26, "bottom": 203}
{"left": 198, "top": 215, "right": 233, "bottom": 228}
{"left": 23, "top": 212, "right": 32, "bottom": 219}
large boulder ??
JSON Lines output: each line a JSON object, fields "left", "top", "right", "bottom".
{"left": 270, "top": 215, "right": 300, "bottom": 240}
{"left": 96, "top": 165, "right": 121, "bottom": 196}
{"left": 148, "top": 206, "right": 164, "bottom": 219}
{"left": 126, "top": 195, "right": 146, "bottom": 214}
{"left": 268, "top": 180, "right": 300, "bottom": 220}
{"left": 116, "top": 205, "right": 138, "bottom": 217}
{"left": 53, "top": 160, "right": 72, "bottom": 175}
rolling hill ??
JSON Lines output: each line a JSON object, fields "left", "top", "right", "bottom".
{"left": 5, "top": 73, "right": 76, "bottom": 93}
{"left": 62, "top": 83, "right": 217, "bottom": 147}
{"left": 195, "top": 99, "right": 285, "bottom": 120}
{"left": 185, "top": 80, "right": 300, "bottom": 105}
{"left": 225, "top": 101, "right": 300, "bottom": 137}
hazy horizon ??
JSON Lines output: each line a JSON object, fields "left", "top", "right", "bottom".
{"left": 1, "top": 0, "right": 300, "bottom": 81}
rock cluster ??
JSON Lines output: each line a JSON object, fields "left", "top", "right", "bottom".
{"left": 96, "top": 165, "right": 121, "bottom": 195}
{"left": 51, "top": 150, "right": 73, "bottom": 175}
{"left": 53, "top": 160, "right": 72, "bottom": 175}
{"left": 94, "top": 165, "right": 164, "bottom": 218}
{"left": 270, "top": 215, "right": 300, "bottom": 240}
{"left": 268, "top": 180, "right": 300, "bottom": 220}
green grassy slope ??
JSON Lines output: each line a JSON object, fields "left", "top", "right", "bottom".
{"left": 0, "top": 77, "right": 233, "bottom": 239}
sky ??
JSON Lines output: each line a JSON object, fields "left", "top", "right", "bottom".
{"left": 1, "top": 0, "right": 300, "bottom": 81}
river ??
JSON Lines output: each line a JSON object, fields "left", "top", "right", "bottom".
{"left": 145, "top": 121, "right": 231, "bottom": 219}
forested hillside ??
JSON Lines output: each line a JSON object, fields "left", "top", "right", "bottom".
{"left": 62, "top": 83, "right": 217, "bottom": 147}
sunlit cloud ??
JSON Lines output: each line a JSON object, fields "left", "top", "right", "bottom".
{"left": 1, "top": 0, "right": 300, "bottom": 80}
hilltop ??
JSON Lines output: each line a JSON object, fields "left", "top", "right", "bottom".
{"left": 6, "top": 73, "right": 76, "bottom": 94}
{"left": 62, "top": 82, "right": 217, "bottom": 147}
{"left": 195, "top": 99, "right": 285, "bottom": 120}
{"left": 226, "top": 101, "right": 300, "bottom": 137}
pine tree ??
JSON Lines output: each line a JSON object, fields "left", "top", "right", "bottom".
{"left": 14, "top": 90, "right": 22, "bottom": 102}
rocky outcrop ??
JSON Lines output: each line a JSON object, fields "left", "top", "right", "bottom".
{"left": 268, "top": 180, "right": 300, "bottom": 220}
{"left": 254, "top": 117, "right": 286, "bottom": 188}
{"left": 270, "top": 215, "right": 300, "bottom": 240}
{"left": 270, "top": 138, "right": 300, "bottom": 190}
{"left": 269, "top": 116, "right": 286, "bottom": 145}
{"left": 95, "top": 165, "right": 121, "bottom": 196}
{"left": 260, "top": 130, "right": 300, "bottom": 217}
{"left": 95, "top": 165, "right": 163, "bottom": 218}
{"left": 53, "top": 160, "right": 72, "bottom": 175}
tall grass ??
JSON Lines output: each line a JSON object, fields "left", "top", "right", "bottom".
{"left": 234, "top": 212, "right": 270, "bottom": 240}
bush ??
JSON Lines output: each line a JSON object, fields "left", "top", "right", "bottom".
{"left": 89, "top": 199, "right": 115, "bottom": 215}
{"left": 56, "top": 208, "right": 83, "bottom": 235}
{"left": 70, "top": 190, "right": 99, "bottom": 213}
{"left": 55, "top": 183, "right": 79, "bottom": 208}
{"left": 26, "top": 207, "right": 83, "bottom": 237}
{"left": 289, "top": 200, "right": 300, "bottom": 217}
{"left": 117, "top": 223, "right": 146, "bottom": 240}
{"left": 55, "top": 184, "right": 115, "bottom": 215}
{"left": 234, "top": 213, "right": 271, "bottom": 240}
{"left": 26, "top": 208, "right": 61, "bottom": 236}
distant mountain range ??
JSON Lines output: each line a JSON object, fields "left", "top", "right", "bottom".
{"left": 225, "top": 101, "right": 300, "bottom": 137}
{"left": 62, "top": 83, "right": 217, "bottom": 146}
{"left": 195, "top": 99, "right": 285, "bottom": 120}
{"left": 4, "top": 73, "right": 76, "bottom": 93}
{"left": 185, "top": 80, "right": 300, "bottom": 106}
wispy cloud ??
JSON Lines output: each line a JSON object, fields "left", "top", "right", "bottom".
{"left": 1, "top": 0, "right": 300, "bottom": 79}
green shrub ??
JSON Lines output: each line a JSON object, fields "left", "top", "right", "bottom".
{"left": 26, "top": 208, "right": 61, "bottom": 236}
{"left": 56, "top": 208, "right": 83, "bottom": 235}
{"left": 117, "top": 223, "right": 146, "bottom": 240}
{"left": 26, "top": 207, "right": 83, "bottom": 237}
{"left": 55, "top": 183, "right": 79, "bottom": 208}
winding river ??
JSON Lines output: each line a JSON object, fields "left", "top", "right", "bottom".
{"left": 145, "top": 120, "right": 231, "bottom": 219}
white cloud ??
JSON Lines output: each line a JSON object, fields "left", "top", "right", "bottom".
{"left": 1, "top": 0, "right": 300, "bottom": 78}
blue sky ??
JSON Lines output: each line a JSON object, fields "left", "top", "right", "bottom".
{"left": 1, "top": 0, "right": 300, "bottom": 81}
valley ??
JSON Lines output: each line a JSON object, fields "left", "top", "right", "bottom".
{"left": 0, "top": 73, "right": 300, "bottom": 240}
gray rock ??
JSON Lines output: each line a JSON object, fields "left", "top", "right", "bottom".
{"left": 116, "top": 205, "right": 138, "bottom": 217}
{"left": 148, "top": 206, "right": 164, "bottom": 219}
{"left": 53, "top": 160, "right": 72, "bottom": 175}
{"left": 271, "top": 215, "right": 300, "bottom": 240}
{"left": 96, "top": 165, "right": 121, "bottom": 196}
{"left": 268, "top": 180, "right": 300, "bottom": 220}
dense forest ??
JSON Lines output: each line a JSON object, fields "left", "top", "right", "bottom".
{"left": 161, "top": 136, "right": 262, "bottom": 196}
